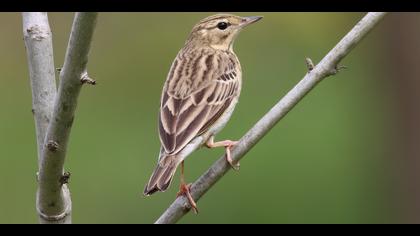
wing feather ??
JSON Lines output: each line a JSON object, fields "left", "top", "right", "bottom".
{"left": 159, "top": 49, "right": 240, "bottom": 155}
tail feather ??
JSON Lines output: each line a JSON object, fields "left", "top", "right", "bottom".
{"left": 144, "top": 154, "right": 181, "bottom": 196}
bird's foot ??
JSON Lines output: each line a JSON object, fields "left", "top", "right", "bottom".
{"left": 225, "top": 141, "right": 240, "bottom": 170}
{"left": 206, "top": 138, "right": 240, "bottom": 170}
{"left": 177, "top": 183, "right": 198, "bottom": 214}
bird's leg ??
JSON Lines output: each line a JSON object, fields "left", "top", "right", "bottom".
{"left": 176, "top": 161, "right": 198, "bottom": 214}
{"left": 205, "top": 136, "right": 240, "bottom": 170}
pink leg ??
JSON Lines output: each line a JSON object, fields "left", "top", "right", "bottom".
{"left": 176, "top": 161, "right": 198, "bottom": 214}
{"left": 206, "top": 136, "right": 240, "bottom": 170}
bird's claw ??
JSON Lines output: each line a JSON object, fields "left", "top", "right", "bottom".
{"left": 225, "top": 142, "right": 240, "bottom": 171}
{"left": 177, "top": 183, "right": 198, "bottom": 214}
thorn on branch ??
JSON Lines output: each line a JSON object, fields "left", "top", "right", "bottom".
{"left": 31, "top": 108, "right": 35, "bottom": 115}
{"left": 36, "top": 171, "right": 39, "bottom": 182}
{"left": 305, "top": 57, "right": 315, "bottom": 72}
{"left": 80, "top": 73, "right": 96, "bottom": 85}
{"left": 328, "top": 64, "right": 348, "bottom": 76}
{"left": 46, "top": 140, "right": 59, "bottom": 152}
{"left": 59, "top": 172, "right": 71, "bottom": 186}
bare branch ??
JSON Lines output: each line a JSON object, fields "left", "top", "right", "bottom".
{"left": 28, "top": 12, "right": 98, "bottom": 224}
{"left": 22, "top": 12, "right": 57, "bottom": 165}
{"left": 155, "top": 12, "right": 387, "bottom": 224}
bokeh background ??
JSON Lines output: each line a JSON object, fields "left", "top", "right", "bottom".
{"left": 0, "top": 12, "right": 418, "bottom": 223}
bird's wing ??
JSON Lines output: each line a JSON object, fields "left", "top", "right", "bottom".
{"left": 158, "top": 52, "right": 240, "bottom": 156}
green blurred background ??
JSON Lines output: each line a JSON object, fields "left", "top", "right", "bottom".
{"left": 1, "top": 12, "right": 417, "bottom": 223}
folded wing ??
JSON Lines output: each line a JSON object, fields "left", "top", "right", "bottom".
{"left": 158, "top": 53, "right": 240, "bottom": 158}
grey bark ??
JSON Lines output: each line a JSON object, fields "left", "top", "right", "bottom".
{"left": 22, "top": 12, "right": 57, "bottom": 165}
{"left": 23, "top": 12, "right": 98, "bottom": 224}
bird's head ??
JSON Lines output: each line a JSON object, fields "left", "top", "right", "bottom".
{"left": 185, "top": 14, "right": 263, "bottom": 51}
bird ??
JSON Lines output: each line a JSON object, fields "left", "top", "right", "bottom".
{"left": 143, "top": 14, "right": 262, "bottom": 213}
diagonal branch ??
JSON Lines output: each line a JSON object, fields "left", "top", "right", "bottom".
{"left": 23, "top": 12, "right": 98, "bottom": 224}
{"left": 155, "top": 12, "right": 387, "bottom": 224}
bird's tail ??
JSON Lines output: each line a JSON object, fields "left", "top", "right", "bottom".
{"left": 143, "top": 152, "right": 181, "bottom": 196}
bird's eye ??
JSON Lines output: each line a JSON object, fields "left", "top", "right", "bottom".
{"left": 217, "top": 22, "right": 229, "bottom": 30}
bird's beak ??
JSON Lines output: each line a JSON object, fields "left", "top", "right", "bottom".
{"left": 240, "top": 16, "right": 263, "bottom": 27}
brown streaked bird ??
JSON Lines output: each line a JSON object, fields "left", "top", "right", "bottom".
{"left": 144, "top": 14, "right": 262, "bottom": 212}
